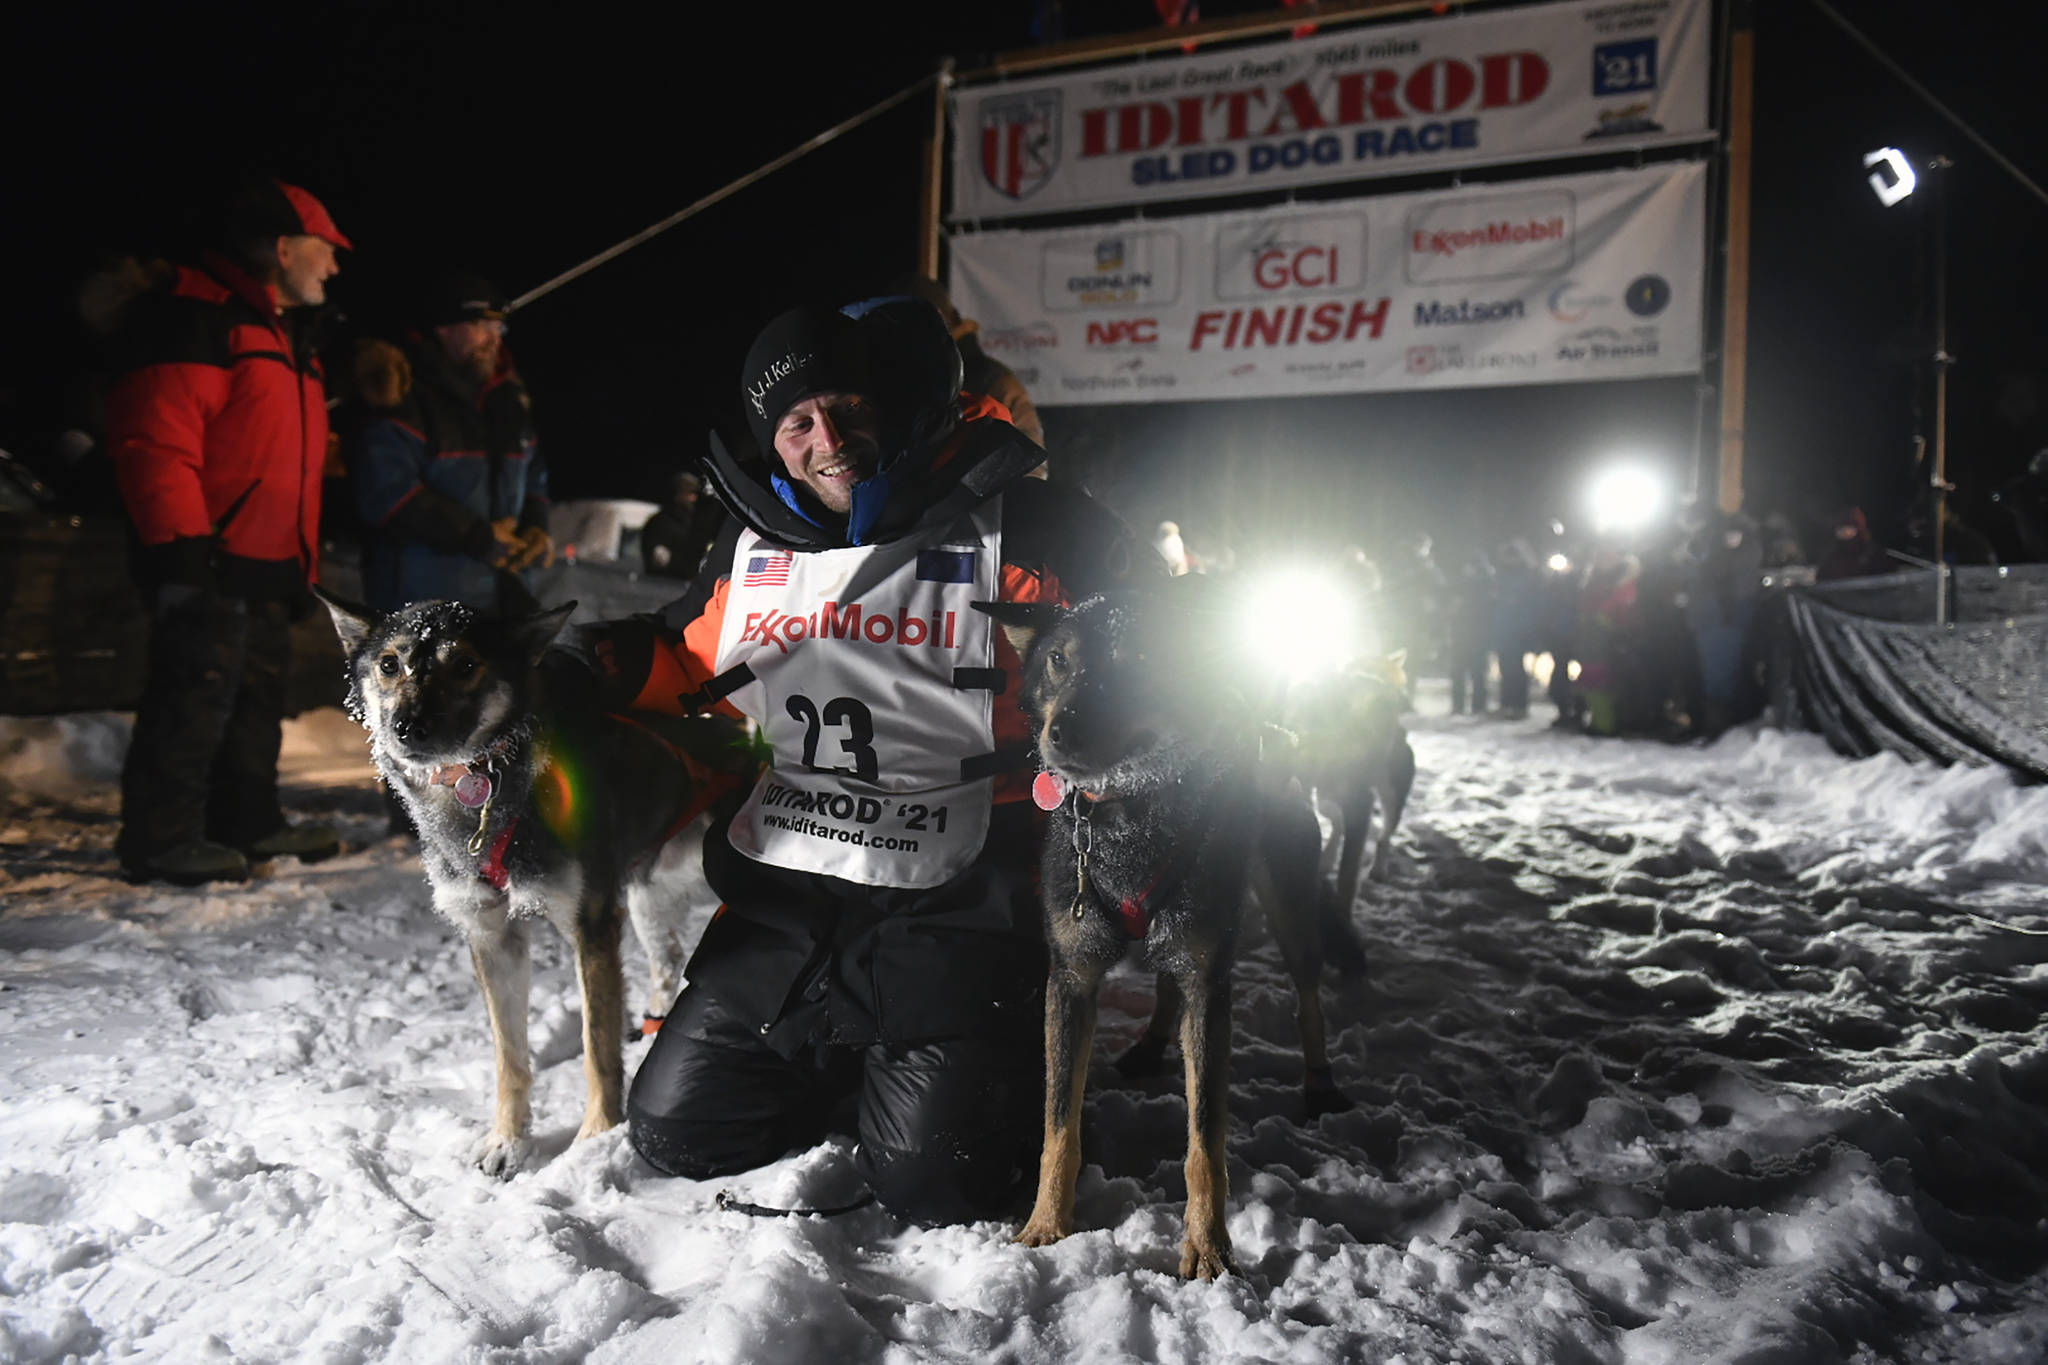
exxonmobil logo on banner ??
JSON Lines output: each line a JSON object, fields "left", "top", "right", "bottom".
{"left": 1404, "top": 189, "right": 1576, "bottom": 285}
{"left": 1215, "top": 213, "right": 1367, "bottom": 300}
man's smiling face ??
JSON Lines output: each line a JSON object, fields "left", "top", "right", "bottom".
{"left": 772, "top": 392, "right": 881, "bottom": 514}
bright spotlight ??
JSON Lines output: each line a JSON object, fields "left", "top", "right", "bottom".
{"left": 1546, "top": 552, "right": 1572, "bottom": 574}
{"left": 1236, "top": 565, "right": 1361, "bottom": 683}
{"left": 1864, "top": 147, "right": 1916, "bottom": 206}
{"left": 1588, "top": 465, "right": 1663, "bottom": 536}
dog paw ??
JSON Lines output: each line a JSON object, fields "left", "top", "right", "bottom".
{"left": 575, "top": 1107, "right": 623, "bottom": 1143}
{"left": 470, "top": 1132, "right": 532, "bottom": 1179}
{"left": 1179, "top": 1236, "right": 1235, "bottom": 1281}
{"left": 1015, "top": 1214, "right": 1072, "bottom": 1248}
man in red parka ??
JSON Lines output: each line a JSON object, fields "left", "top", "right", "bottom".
{"left": 106, "top": 178, "right": 350, "bottom": 885}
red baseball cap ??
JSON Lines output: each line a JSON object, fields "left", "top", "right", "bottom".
{"left": 275, "top": 179, "right": 352, "bottom": 251}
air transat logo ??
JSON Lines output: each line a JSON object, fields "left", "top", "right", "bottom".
{"left": 980, "top": 92, "right": 1062, "bottom": 201}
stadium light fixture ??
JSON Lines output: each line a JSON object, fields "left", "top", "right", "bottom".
{"left": 1864, "top": 147, "right": 1917, "bottom": 206}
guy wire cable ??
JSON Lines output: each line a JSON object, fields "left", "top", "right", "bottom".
{"left": 509, "top": 69, "right": 946, "bottom": 313}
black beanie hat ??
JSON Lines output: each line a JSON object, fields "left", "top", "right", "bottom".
{"left": 741, "top": 307, "right": 870, "bottom": 455}
{"left": 423, "top": 272, "right": 509, "bottom": 327}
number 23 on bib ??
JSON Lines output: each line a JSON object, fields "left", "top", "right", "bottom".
{"left": 712, "top": 500, "right": 1004, "bottom": 888}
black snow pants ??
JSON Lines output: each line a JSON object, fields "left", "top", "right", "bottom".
{"left": 628, "top": 805, "right": 1047, "bottom": 1226}
{"left": 118, "top": 594, "right": 292, "bottom": 860}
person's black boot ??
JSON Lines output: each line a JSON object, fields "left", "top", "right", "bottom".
{"left": 122, "top": 840, "right": 252, "bottom": 886}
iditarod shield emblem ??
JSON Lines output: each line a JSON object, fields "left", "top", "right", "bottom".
{"left": 979, "top": 92, "right": 1061, "bottom": 201}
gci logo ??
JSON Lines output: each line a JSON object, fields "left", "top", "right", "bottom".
{"left": 1253, "top": 246, "right": 1342, "bottom": 291}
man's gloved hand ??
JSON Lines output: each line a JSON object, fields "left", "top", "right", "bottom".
{"left": 505, "top": 525, "right": 555, "bottom": 572}
{"left": 487, "top": 517, "right": 524, "bottom": 568}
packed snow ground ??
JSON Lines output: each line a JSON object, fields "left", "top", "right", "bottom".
{"left": 5, "top": 691, "right": 2048, "bottom": 1364}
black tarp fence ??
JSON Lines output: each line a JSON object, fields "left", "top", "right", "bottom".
{"left": 1771, "top": 565, "right": 2048, "bottom": 781}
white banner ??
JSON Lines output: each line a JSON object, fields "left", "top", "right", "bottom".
{"left": 947, "top": 160, "right": 1705, "bottom": 405}
{"left": 949, "top": 0, "right": 1710, "bottom": 220}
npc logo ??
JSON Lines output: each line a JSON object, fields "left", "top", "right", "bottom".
{"left": 980, "top": 92, "right": 1062, "bottom": 201}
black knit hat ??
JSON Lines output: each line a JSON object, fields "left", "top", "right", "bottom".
{"left": 423, "top": 273, "right": 509, "bottom": 327}
{"left": 740, "top": 307, "right": 870, "bottom": 454}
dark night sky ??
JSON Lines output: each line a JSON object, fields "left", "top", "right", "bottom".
{"left": 6, "top": 0, "right": 2044, "bottom": 561}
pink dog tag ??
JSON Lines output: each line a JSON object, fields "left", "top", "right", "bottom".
{"left": 453, "top": 770, "right": 493, "bottom": 809}
{"left": 1032, "top": 770, "right": 1069, "bottom": 811}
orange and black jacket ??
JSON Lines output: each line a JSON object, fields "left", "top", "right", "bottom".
{"left": 606, "top": 396, "right": 1148, "bottom": 803}
{"left": 104, "top": 253, "right": 329, "bottom": 599}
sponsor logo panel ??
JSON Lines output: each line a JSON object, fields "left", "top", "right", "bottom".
{"left": 1040, "top": 229, "right": 1183, "bottom": 312}
{"left": 1403, "top": 189, "right": 1576, "bottom": 285}
{"left": 1214, "top": 213, "right": 1368, "bottom": 301}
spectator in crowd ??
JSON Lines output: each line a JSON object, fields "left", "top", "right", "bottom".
{"left": 641, "top": 469, "right": 727, "bottom": 581}
{"left": 347, "top": 273, "right": 553, "bottom": 617}
{"left": 1815, "top": 505, "right": 1888, "bottom": 581}
{"left": 1992, "top": 449, "right": 2048, "bottom": 561}
{"left": 105, "top": 178, "right": 348, "bottom": 885}
{"left": 1446, "top": 548, "right": 1494, "bottom": 715}
{"left": 1152, "top": 519, "right": 1200, "bottom": 576}
{"left": 1904, "top": 492, "right": 1999, "bottom": 568}
{"left": 1574, "top": 543, "right": 1642, "bottom": 737}
{"left": 1490, "top": 538, "right": 1540, "bottom": 719}
{"left": 898, "top": 275, "right": 1045, "bottom": 450}
{"left": 592, "top": 298, "right": 1148, "bottom": 1225}
{"left": 1378, "top": 531, "right": 1447, "bottom": 704}
{"left": 1759, "top": 510, "right": 1809, "bottom": 569}
{"left": 1682, "top": 508, "right": 1764, "bottom": 737}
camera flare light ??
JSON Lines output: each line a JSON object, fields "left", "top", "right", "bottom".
{"left": 1236, "top": 565, "right": 1362, "bottom": 682}
{"left": 1588, "top": 465, "right": 1663, "bottom": 535}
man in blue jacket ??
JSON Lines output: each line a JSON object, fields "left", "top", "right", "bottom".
{"left": 349, "top": 274, "right": 553, "bottom": 616}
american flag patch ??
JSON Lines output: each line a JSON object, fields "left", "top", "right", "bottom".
{"left": 743, "top": 552, "right": 792, "bottom": 587}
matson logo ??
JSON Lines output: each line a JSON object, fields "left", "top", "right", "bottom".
{"left": 1216, "top": 213, "right": 1367, "bottom": 300}
{"left": 1085, "top": 318, "right": 1159, "bottom": 347}
{"left": 1404, "top": 189, "right": 1575, "bottom": 285}
{"left": 1413, "top": 297, "right": 1525, "bottom": 326}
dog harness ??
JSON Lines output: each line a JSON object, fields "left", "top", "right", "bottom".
{"left": 710, "top": 500, "right": 1004, "bottom": 888}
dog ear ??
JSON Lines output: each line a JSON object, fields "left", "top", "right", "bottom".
{"left": 312, "top": 586, "right": 381, "bottom": 656}
{"left": 508, "top": 601, "right": 579, "bottom": 664}
{"left": 972, "top": 600, "right": 1061, "bottom": 659}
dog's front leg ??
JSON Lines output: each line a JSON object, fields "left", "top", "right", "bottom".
{"left": 569, "top": 892, "right": 627, "bottom": 1140}
{"left": 1178, "top": 951, "right": 1236, "bottom": 1280}
{"left": 1017, "top": 964, "right": 1101, "bottom": 1248}
{"left": 464, "top": 912, "right": 535, "bottom": 1178}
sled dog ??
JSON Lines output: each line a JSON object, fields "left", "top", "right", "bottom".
{"left": 319, "top": 591, "right": 744, "bottom": 1176}
{"left": 1290, "top": 652, "right": 1416, "bottom": 912}
{"left": 979, "top": 591, "right": 1363, "bottom": 1280}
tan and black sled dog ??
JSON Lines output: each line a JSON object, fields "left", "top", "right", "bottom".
{"left": 319, "top": 592, "right": 745, "bottom": 1176}
{"left": 979, "top": 591, "right": 1365, "bottom": 1280}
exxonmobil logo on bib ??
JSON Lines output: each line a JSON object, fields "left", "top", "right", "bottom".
{"left": 741, "top": 603, "right": 960, "bottom": 655}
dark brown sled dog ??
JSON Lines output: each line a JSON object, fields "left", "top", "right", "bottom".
{"left": 979, "top": 591, "right": 1361, "bottom": 1280}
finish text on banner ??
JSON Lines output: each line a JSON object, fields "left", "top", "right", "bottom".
{"left": 950, "top": 0, "right": 1710, "bottom": 220}
{"left": 946, "top": 160, "right": 1706, "bottom": 405}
